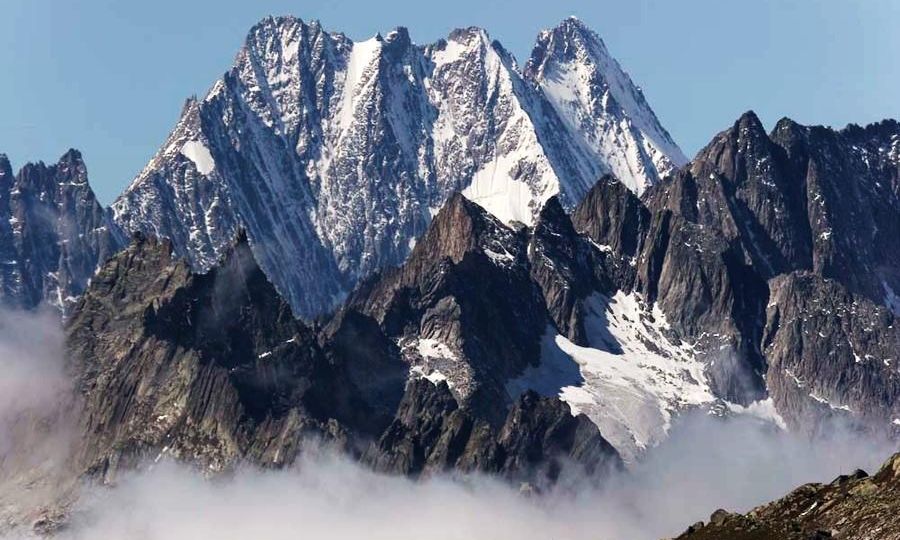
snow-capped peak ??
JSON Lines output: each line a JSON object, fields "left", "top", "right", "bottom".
{"left": 112, "top": 16, "right": 687, "bottom": 318}
{"left": 525, "top": 17, "right": 687, "bottom": 194}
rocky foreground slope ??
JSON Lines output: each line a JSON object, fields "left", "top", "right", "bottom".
{"left": 675, "top": 452, "right": 900, "bottom": 540}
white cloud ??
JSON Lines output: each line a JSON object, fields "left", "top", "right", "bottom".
{"left": 0, "top": 307, "right": 79, "bottom": 533}
{"left": 53, "top": 413, "right": 895, "bottom": 540}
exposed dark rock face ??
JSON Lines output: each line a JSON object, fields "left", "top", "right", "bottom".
{"left": 318, "top": 309, "right": 408, "bottom": 432}
{"left": 65, "top": 228, "right": 622, "bottom": 483}
{"left": 673, "top": 112, "right": 900, "bottom": 311}
{"left": 529, "top": 196, "right": 616, "bottom": 345}
{"left": 364, "top": 380, "right": 620, "bottom": 486}
{"left": 763, "top": 272, "right": 900, "bottom": 435}
{"left": 344, "top": 193, "right": 552, "bottom": 424}
{"left": 686, "top": 113, "right": 815, "bottom": 278}
{"left": 0, "top": 150, "right": 123, "bottom": 312}
{"left": 571, "top": 113, "right": 900, "bottom": 425}
{"left": 674, "top": 453, "right": 900, "bottom": 540}
{"left": 66, "top": 233, "right": 361, "bottom": 478}
{"left": 681, "top": 113, "right": 900, "bottom": 421}
{"left": 573, "top": 172, "right": 770, "bottom": 405}
{"left": 572, "top": 174, "right": 650, "bottom": 260}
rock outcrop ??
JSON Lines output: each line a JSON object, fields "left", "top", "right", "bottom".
{"left": 763, "top": 272, "right": 900, "bottom": 435}
{"left": 675, "top": 453, "right": 900, "bottom": 540}
{"left": 66, "top": 233, "right": 358, "bottom": 478}
{"left": 571, "top": 113, "right": 900, "bottom": 433}
{"left": 363, "top": 380, "right": 619, "bottom": 486}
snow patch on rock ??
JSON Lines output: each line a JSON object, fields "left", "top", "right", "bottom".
{"left": 409, "top": 365, "right": 449, "bottom": 386}
{"left": 180, "top": 140, "right": 215, "bottom": 175}
{"left": 461, "top": 163, "right": 544, "bottom": 226}
{"left": 507, "top": 291, "right": 714, "bottom": 462}
{"left": 401, "top": 337, "right": 469, "bottom": 393}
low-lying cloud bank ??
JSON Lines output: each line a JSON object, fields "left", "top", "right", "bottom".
{"left": 0, "top": 307, "right": 895, "bottom": 540}
{"left": 51, "top": 413, "right": 896, "bottom": 540}
{"left": 0, "top": 308, "right": 68, "bottom": 447}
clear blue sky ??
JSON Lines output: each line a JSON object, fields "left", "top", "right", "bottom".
{"left": 2, "top": 0, "right": 898, "bottom": 204}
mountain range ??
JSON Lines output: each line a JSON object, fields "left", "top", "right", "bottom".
{"left": 1, "top": 14, "right": 899, "bottom": 539}
{"left": 58, "top": 109, "right": 900, "bottom": 468}
{"left": 107, "top": 16, "right": 686, "bottom": 318}
{"left": 2, "top": 17, "right": 686, "bottom": 319}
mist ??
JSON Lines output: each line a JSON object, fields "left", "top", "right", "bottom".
{"left": 37, "top": 413, "right": 890, "bottom": 540}
{"left": 0, "top": 308, "right": 67, "bottom": 431}
{"left": 0, "top": 307, "right": 895, "bottom": 540}
{"left": 0, "top": 307, "right": 73, "bottom": 464}
{"left": 0, "top": 307, "right": 79, "bottom": 532}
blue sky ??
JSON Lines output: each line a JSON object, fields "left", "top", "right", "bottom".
{"left": 1, "top": 0, "right": 898, "bottom": 204}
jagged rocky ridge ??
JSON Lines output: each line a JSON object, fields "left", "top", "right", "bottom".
{"left": 65, "top": 230, "right": 622, "bottom": 485}
{"left": 64, "top": 112, "right": 900, "bottom": 468}
{"left": 6, "top": 109, "right": 897, "bottom": 469}
{"left": 110, "top": 16, "right": 685, "bottom": 318}
{"left": 334, "top": 111, "right": 900, "bottom": 460}
{"left": 566, "top": 112, "right": 900, "bottom": 449}
{"left": 674, "top": 452, "right": 900, "bottom": 539}
{"left": 0, "top": 150, "right": 123, "bottom": 312}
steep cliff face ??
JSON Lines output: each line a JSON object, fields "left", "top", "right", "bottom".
{"left": 341, "top": 193, "right": 551, "bottom": 424}
{"left": 688, "top": 113, "right": 900, "bottom": 307}
{"left": 65, "top": 228, "right": 622, "bottom": 484}
{"left": 528, "top": 196, "right": 617, "bottom": 346}
{"left": 763, "top": 273, "right": 900, "bottom": 436}
{"left": 571, "top": 172, "right": 770, "bottom": 408}
{"left": 668, "top": 113, "right": 900, "bottom": 427}
{"left": 66, "top": 234, "right": 361, "bottom": 478}
{"left": 110, "top": 16, "right": 684, "bottom": 318}
{"left": 363, "top": 380, "right": 619, "bottom": 486}
{"left": 570, "top": 113, "right": 900, "bottom": 439}
{"left": 0, "top": 151, "right": 123, "bottom": 312}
